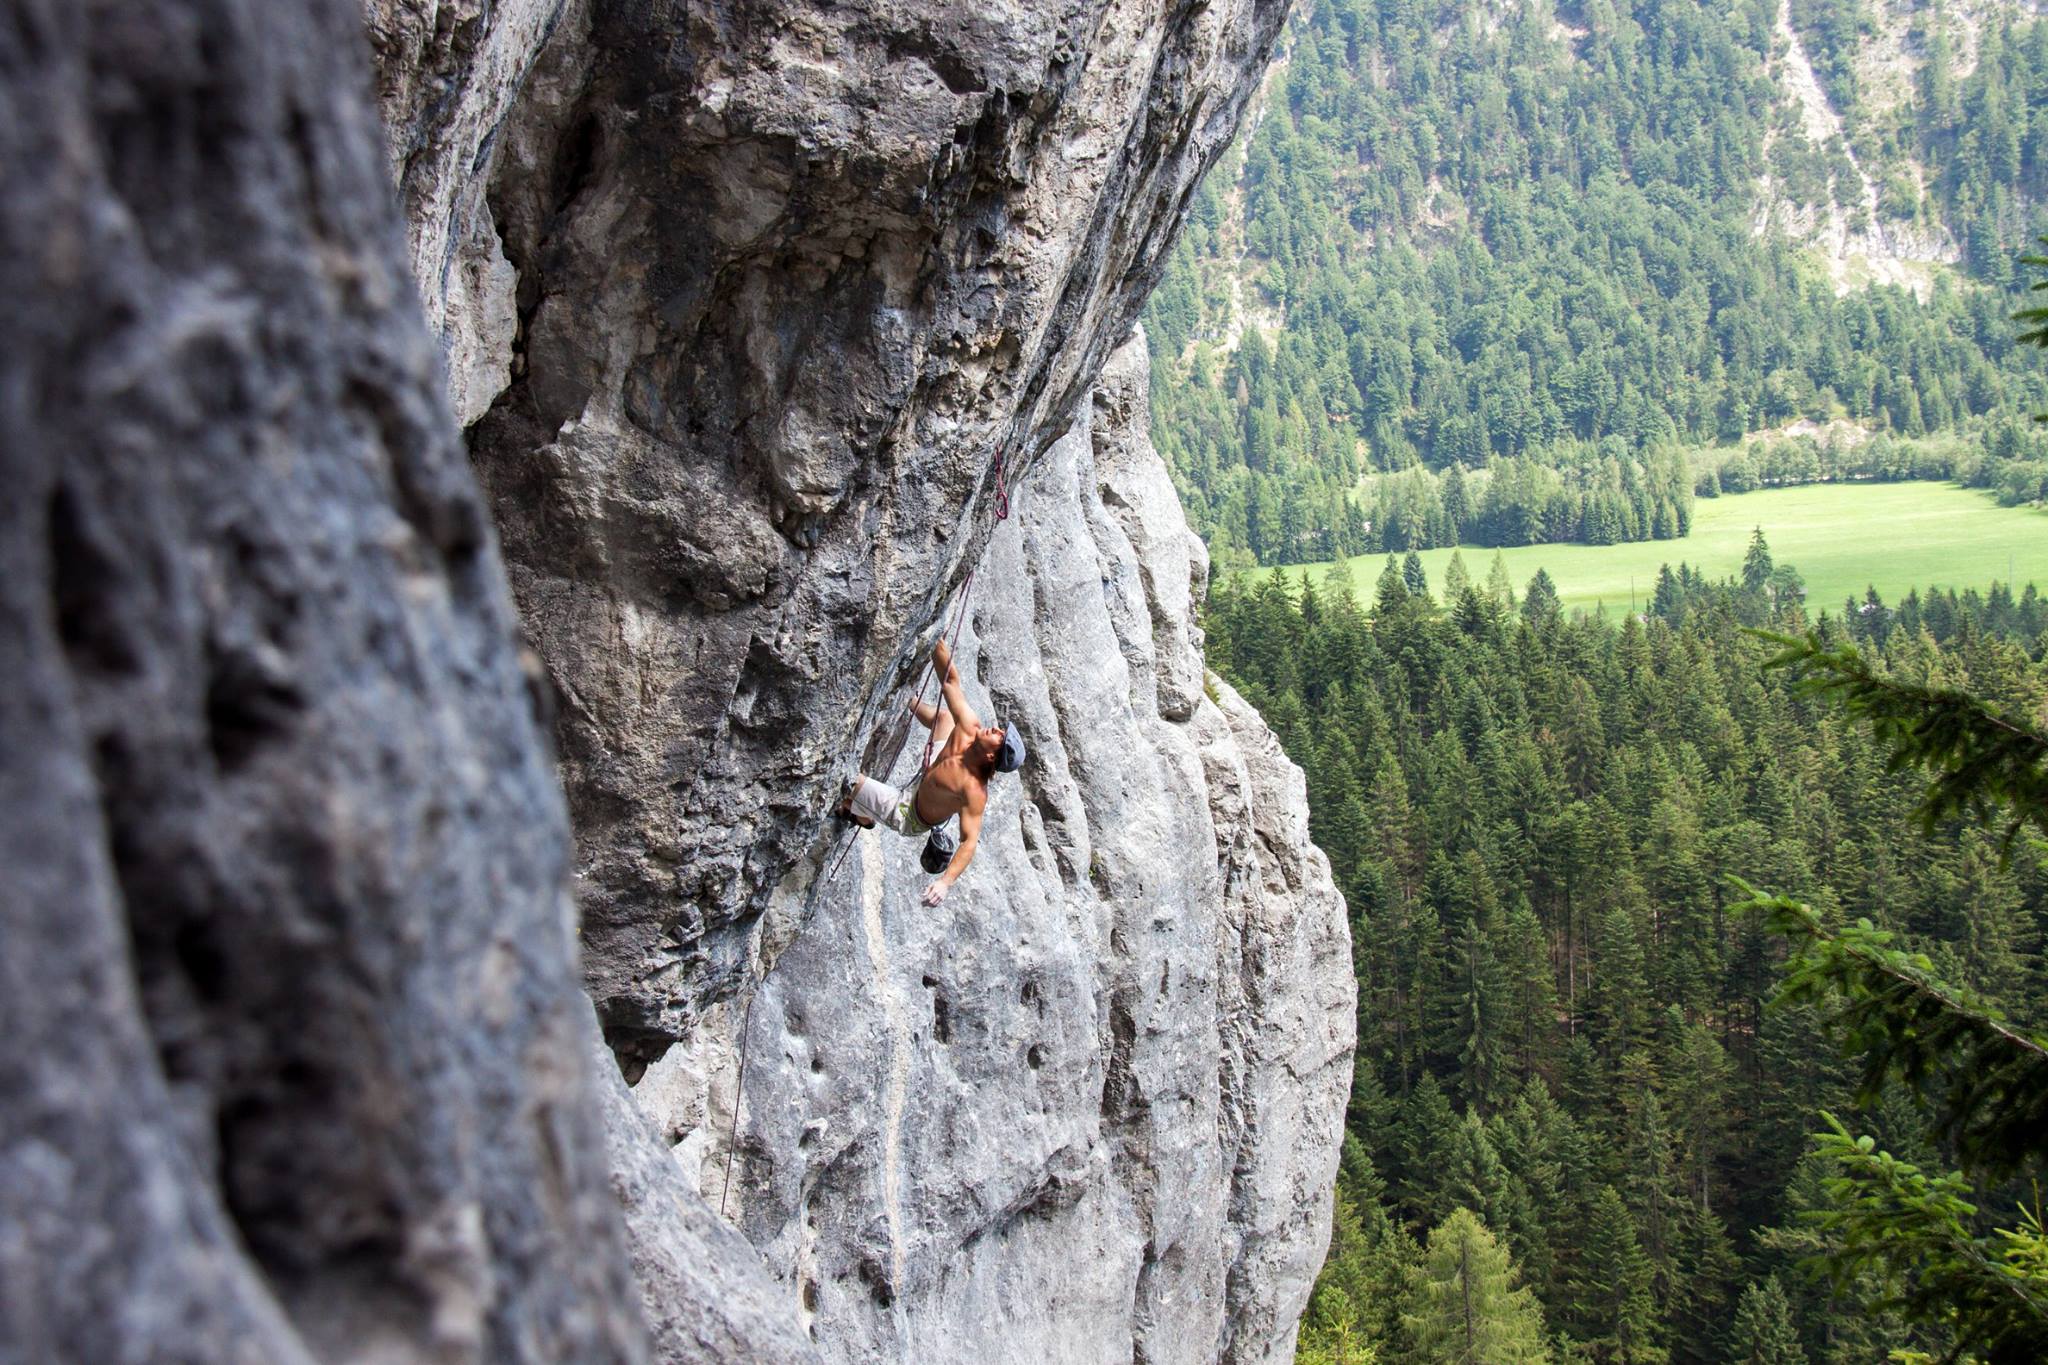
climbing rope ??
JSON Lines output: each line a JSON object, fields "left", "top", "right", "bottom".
{"left": 719, "top": 978, "right": 761, "bottom": 1220}
{"left": 718, "top": 446, "right": 1014, "bottom": 1222}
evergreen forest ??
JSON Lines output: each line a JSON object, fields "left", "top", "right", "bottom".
{"left": 1145, "top": 0, "right": 2048, "bottom": 569}
{"left": 1204, "top": 546, "right": 2048, "bottom": 1361}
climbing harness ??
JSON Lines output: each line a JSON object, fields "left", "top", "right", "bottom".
{"left": 718, "top": 445, "right": 1013, "bottom": 1221}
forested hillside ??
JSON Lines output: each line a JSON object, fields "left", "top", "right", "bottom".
{"left": 1146, "top": 0, "right": 2048, "bottom": 569}
{"left": 1208, "top": 553, "right": 2048, "bottom": 1361}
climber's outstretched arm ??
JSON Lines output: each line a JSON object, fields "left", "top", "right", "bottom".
{"left": 923, "top": 800, "right": 984, "bottom": 906}
{"left": 933, "top": 638, "right": 979, "bottom": 732}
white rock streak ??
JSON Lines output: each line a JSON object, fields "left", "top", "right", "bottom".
{"left": 858, "top": 833, "right": 913, "bottom": 1313}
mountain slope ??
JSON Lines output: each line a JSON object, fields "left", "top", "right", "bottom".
{"left": 1146, "top": 0, "right": 2048, "bottom": 570}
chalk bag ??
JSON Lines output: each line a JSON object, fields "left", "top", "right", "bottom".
{"left": 920, "top": 824, "right": 957, "bottom": 875}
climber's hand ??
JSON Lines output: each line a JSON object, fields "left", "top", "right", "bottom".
{"left": 922, "top": 879, "right": 950, "bottom": 907}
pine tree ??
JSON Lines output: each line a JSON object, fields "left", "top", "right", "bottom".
{"left": 1586, "top": 908, "right": 1649, "bottom": 1059}
{"left": 1502, "top": 905, "right": 1560, "bottom": 1075}
{"left": 1455, "top": 916, "right": 1513, "bottom": 1114}
{"left": 1523, "top": 570, "right": 1562, "bottom": 629}
{"left": 1439, "top": 1113, "right": 1513, "bottom": 1235}
{"left": 1616, "top": 1080, "right": 1679, "bottom": 1295}
{"left": 1442, "top": 465, "right": 1472, "bottom": 535}
{"left": 1490, "top": 1080, "right": 1569, "bottom": 1299}
{"left": 1571, "top": 1186, "right": 1665, "bottom": 1364}
{"left": 1368, "top": 749, "right": 1420, "bottom": 895}
{"left": 1662, "top": 1020, "right": 1733, "bottom": 1214}
{"left": 1404, "top": 549, "right": 1431, "bottom": 599}
{"left": 1444, "top": 549, "right": 1472, "bottom": 601}
{"left": 1400, "top": 1208, "right": 1552, "bottom": 1364}
{"left": 1742, "top": 528, "right": 1774, "bottom": 595}
{"left": 1486, "top": 552, "right": 1518, "bottom": 610}
{"left": 1557, "top": 1035, "right": 1605, "bottom": 1124}
{"left": 1396, "top": 1073, "right": 1461, "bottom": 1227}
{"left": 1453, "top": 585, "right": 1497, "bottom": 639}
{"left": 1377, "top": 555, "right": 1410, "bottom": 613}
{"left": 1664, "top": 1201, "right": 1741, "bottom": 1363}
{"left": 1320, "top": 792, "right": 1374, "bottom": 895}
{"left": 1725, "top": 1277, "right": 1806, "bottom": 1365}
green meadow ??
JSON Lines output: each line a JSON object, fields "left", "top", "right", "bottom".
{"left": 1259, "top": 482, "right": 2048, "bottom": 617}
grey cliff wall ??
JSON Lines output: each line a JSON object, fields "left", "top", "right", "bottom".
{"left": 678, "top": 334, "right": 1356, "bottom": 1362}
{"left": 0, "top": 1, "right": 1347, "bottom": 1361}
{"left": 361, "top": 0, "right": 1358, "bottom": 1361}
{"left": 364, "top": 0, "right": 1301, "bottom": 1065}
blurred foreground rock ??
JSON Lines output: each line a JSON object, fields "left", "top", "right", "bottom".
{"left": 1, "top": 2, "right": 642, "bottom": 1359}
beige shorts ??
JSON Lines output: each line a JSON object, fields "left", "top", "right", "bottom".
{"left": 848, "top": 774, "right": 930, "bottom": 837}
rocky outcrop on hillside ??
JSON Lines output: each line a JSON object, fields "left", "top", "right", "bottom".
{"left": 1753, "top": 0, "right": 1959, "bottom": 299}
{"left": 648, "top": 335, "right": 1354, "bottom": 1362}
{"left": 0, "top": 1, "right": 1351, "bottom": 1362}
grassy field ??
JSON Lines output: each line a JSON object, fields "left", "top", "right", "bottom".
{"left": 1261, "top": 482, "right": 2048, "bottom": 617}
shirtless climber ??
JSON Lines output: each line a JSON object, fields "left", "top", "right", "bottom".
{"left": 837, "top": 638, "right": 1026, "bottom": 906}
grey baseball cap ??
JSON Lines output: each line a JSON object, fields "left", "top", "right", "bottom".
{"left": 995, "top": 722, "right": 1026, "bottom": 773}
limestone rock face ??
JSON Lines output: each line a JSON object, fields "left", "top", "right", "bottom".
{"left": 587, "top": 1008, "right": 821, "bottom": 1364}
{"left": 682, "top": 334, "right": 1356, "bottom": 1363}
{"left": 363, "top": 0, "right": 565, "bottom": 423}
{"left": 2, "top": 2, "right": 1349, "bottom": 1363}
{"left": 0, "top": 2, "right": 643, "bottom": 1360}
{"left": 365, "top": 0, "right": 1297, "bottom": 1065}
